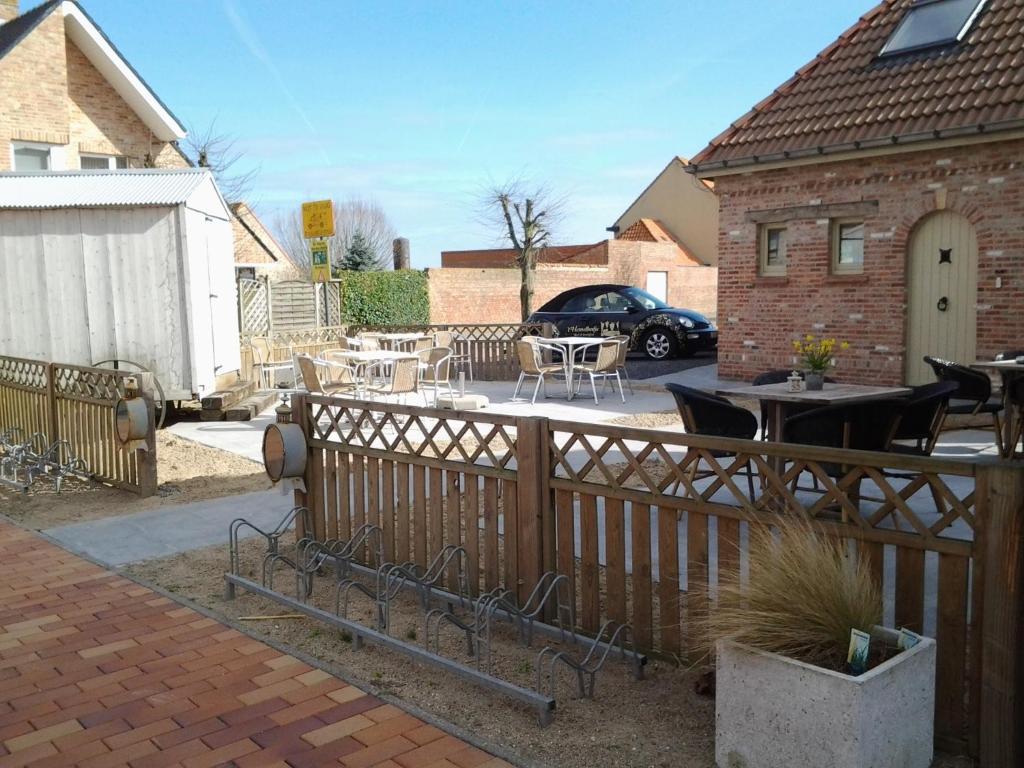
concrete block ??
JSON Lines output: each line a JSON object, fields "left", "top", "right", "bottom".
{"left": 715, "top": 634, "right": 935, "bottom": 768}
{"left": 434, "top": 394, "right": 490, "bottom": 410}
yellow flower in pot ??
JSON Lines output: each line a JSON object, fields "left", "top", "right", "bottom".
{"left": 792, "top": 336, "right": 849, "bottom": 390}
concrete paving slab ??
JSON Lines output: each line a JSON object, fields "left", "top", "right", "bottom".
{"left": 45, "top": 488, "right": 290, "bottom": 566}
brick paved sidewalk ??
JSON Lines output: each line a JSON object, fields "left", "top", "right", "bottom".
{"left": 0, "top": 522, "right": 512, "bottom": 768}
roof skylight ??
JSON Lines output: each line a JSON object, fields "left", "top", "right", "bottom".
{"left": 879, "top": 0, "right": 987, "bottom": 57}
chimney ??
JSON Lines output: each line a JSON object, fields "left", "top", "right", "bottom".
{"left": 392, "top": 237, "right": 410, "bottom": 270}
{"left": 0, "top": 1, "right": 19, "bottom": 23}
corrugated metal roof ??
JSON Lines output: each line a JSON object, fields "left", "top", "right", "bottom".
{"left": 0, "top": 169, "right": 215, "bottom": 209}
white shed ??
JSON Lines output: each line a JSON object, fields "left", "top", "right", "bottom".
{"left": 0, "top": 169, "right": 240, "bottom": 400}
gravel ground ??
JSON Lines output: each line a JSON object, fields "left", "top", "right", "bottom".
{"left": 625, "top": 351, "right": 717, "bottom": 380}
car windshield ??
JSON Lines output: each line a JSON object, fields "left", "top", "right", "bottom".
{"left": 621, "top": 287, "right": 669, "bottom": 310}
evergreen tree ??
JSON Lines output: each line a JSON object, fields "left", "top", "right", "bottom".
{"left": 339, "top": 232, "right": 377, "bottom": 272}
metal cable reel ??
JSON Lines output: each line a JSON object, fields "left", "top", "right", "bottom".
{"left": 91, "top": 359, "right": 168, "bottom": 429}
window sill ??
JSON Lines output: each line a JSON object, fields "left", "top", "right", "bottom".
{"left": 825, "top": 273, "right": 869, "bottom": 285}
{"left": 754, "top": 275, "right": 789, "bottom": 287}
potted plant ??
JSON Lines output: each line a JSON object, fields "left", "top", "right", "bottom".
{"left": 792, "top": 335, "right": 848, "bottom": 390}
{"left": 703, "top": 519, "right": 936, "bottom": 768}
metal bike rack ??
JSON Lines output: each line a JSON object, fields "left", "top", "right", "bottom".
{"left": 226, "top": 506, "right": 312, "bottom": 598}
{"left": 0, "top": 429, "right": 90, "bottom": 493}
{"left": 536, "top": 620, "right": 644, "bottom": 702}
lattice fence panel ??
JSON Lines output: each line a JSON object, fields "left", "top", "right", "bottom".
{"left": 0, "top": 356, "right": 50, "bottom": 439}
{"left": 238, "top": 278, "right": 269, "bottom": 336}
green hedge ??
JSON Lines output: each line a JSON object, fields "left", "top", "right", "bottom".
{"left": 338, "top": 270, "right": 429, "bottom": 326}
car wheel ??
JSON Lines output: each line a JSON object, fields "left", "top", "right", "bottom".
{"left": 641, "top": 328, "right": 678, "bottom": 360}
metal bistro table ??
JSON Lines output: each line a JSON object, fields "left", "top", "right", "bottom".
{"left": 971, "top": 359, "right": 1024, "bottom": 458}
{"left": 319, "top": 350, "right": 419, "bottom": 399}
{"left": 537, "top": 336, "right": 606, "bottom": 401}
{"left": 717, "top": 381, "right": 912, "bottom": 445}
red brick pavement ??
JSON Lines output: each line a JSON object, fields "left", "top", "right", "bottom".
{"left": 0, "top": 522, "right": 512, "bottom": 768}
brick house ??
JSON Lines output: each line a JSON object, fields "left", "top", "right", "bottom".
{"left": 688, "top": 0, "right": 1024, "bottom": 385}
{"left": 0, "top": 0, "right": 280, "bottom": 276}
{"left": 428, "top": 237, "right": 717, "bottom": 324}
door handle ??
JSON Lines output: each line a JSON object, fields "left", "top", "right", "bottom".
{"left": 937, "top": 296, "right": 949, "bottom": 312}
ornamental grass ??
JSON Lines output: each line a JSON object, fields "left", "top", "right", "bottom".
{"left": 700, "top": 517, "right": 882, "bottom": 671}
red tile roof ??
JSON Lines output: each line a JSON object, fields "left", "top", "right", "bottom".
{"left": 617, "top": 218, "right": 677, "bottom": 244}
{"left": 690, "top": 0, "right": 1024, "bottom": 172}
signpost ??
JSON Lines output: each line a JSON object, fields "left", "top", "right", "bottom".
{"left": 302, "top": 199, "right": 334, "bottom": 282}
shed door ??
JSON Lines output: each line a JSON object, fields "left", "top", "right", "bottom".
{"left": 905, "top": 211, "right": 978, "bottom": 385}
{"left": 646, "top": 271, "right": 668, "bottom": 303}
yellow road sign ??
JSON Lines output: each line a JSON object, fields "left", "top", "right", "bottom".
{"left": 310, "top": 239, "right": 330, "bottom": 282}
{"left": 302, "top": 199, "right": 334, "bottom": 239}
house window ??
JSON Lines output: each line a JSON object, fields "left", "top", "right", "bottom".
{"left": 879, "top": 0, "right": 987, "bottom": 57}
{"left": 12, "top": 142, "right": 53, "bottom": 171}
{"left": 832, "top": 220, "right": 865, "bottom": 274}
{"left": 80, "top": 154, "right": 129, "bottom": 170}
{"left": 759, "top": 224, "right": 787, "bottom": 276}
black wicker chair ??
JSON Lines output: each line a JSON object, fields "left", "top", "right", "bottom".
{"left": 665, "top": 383, "right": 758, "bottom": 501}
{"left": 782, "top": 400, "right": 902, "bottom": 506}
{"left": 923, "top": 356, "right": 1005, "bottom": 454}
{"left": 888, "top": 381, "right": 959, "bottom": 456}
{"left": 750, "top": 369, "right": 838, "bottom": 439}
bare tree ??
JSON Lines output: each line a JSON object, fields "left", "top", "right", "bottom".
{"left": 181, "top": 120, "right": 259, "bottom": 202}
{"left": 276, "top": 199, "right": 396, "bottom": 272}
{"left": 479, "top": 179, "right": 564, "bottom": 320}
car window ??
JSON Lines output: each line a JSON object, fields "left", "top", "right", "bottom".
{"left": 590, "top": 291, "right": 632, "bottom": 312}
{"left": 561, "top": 291, "right": 598, "bottom": 312}
{"left": 622, "top": 286, "right": 668, "bottom": 310}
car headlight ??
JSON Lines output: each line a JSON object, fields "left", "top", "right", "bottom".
{"left": 677, "top": 317, "right": 695, "bottom": 329}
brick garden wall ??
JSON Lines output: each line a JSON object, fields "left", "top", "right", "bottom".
{"left": 713, "top": 138, "right": 1024, "bottom": 385}
{"left": 428, "top": 240, "right": 717, "bottom": 324}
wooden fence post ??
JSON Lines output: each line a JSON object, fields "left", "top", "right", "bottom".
{"left": 135, "top": 372, "right": 158, "bottom": 498}
{"left": 291, "top": 393, "right": 311, "bottom": 541}
{"left": 976, "top": 462, "right": 1024, "bottom": 768}
{"left": 44, "top": 362, "right": 58, "bottom": 444}
{"left": 515, "top": 416, "right": 548, "bottom": 606}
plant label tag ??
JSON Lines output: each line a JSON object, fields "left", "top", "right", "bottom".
{"left": 898, "top": 627, "right": 922, "bottom": 651}
{"left": 847, "top": 628, "right": 871, "bottom": 675}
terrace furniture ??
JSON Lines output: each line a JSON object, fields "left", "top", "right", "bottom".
{"left": 321, "top": 350, "right": 419, "bottom": 400}
{"left": 609, "top": 335, "right": 633, "bottom": 395}
{"left": 573, "top": 339, "right": 627, "bottom": 405}
{"left": 970, "top": 357, "right": 1024, "bottom": 458}
{"left": 926, "top": 356, "right": 1006, "bottom": 455}
{"left": 248, "top": 337, "right": 294, "bottom": 389}
{"left": 536, "top": 336, "right": 605, "bottom": 401}
{"left": 514, "top": 339, "right": 563, "bottom": 404}
{"left": 296, "top": 354, "right": 356, "bottom": 396}
{"left": 665, "top": 383, "right": 758, "bottom": 501}
{"left": 418, "top": 347, "right": 456, "bottom": 407}
{"left": 750, "top": 369, "right": 836, "bottom": 439}
{"left": 367, "top": 356, "right": 422, "bottom": 405}
{"left": 887, "top": 381, "right": 959, "bottom": 456}
{"left": 433, "top": 330, "right": 455, "bottom": 348}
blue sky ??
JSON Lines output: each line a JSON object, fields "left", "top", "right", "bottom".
{"left": 86, "top": 0, "right": 869, "bottom": 267}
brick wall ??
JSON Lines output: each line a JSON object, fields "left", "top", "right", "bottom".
{"left": 428, "top": 239, "right": 717, "bottom": 324}
{"left": 713, "top": 138, "right": 1024, "bottom": 385}
{"left": 0, "top": 8, "right": 186, "bottom": 171}
{"left": 0, "top": 11, "right": 69, "bottom": 165}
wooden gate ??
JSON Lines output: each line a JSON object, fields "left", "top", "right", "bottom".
{"left": 238, "top": 277, "right": 270, "bottom": 336}
{"left": 906, "top": 211, "right": 978, "bottom": 384}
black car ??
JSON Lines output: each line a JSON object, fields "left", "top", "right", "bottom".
{"left": 528, "top": 284, "right": 717, "bottom": 360}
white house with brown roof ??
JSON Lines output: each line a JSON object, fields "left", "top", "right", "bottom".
{"left": 688, "top": 0, "right": 1024, "bottom": 386}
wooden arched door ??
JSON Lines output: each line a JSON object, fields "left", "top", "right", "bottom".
{"left": 905, "top": 211, "right": 978, "bottom": 385}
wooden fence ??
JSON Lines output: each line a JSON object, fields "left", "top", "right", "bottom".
{"left": 0, "top": 355, "right": 157, "bottom": 496}
{"left": 240, "top": 322, "right": 551, "bottom": 384}
{"left": 284, "top": 393, "right": 1023, "bottom": 766}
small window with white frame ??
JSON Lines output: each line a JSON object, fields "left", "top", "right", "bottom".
{"left": 80, "top": 154, "right": 129, "bottom": 170}
{"left": 759, "top": 224, "right": 787, "bottom": 276}
{"left": 831, "top": 220, "right": 865, "bottom": 274}
{"left": 12, "top": 141, "right": 55, "bottom": 171}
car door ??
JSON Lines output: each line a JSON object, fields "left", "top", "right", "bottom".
{"left": 558, "top": 289, "right": 602, "bottom": 337}
{"left": 589, "top": 289, "right": 639, "bottom": 338}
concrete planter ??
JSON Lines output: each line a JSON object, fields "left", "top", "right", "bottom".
{"left": 715, "top": 631, "right": 936, "bottom": 768}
